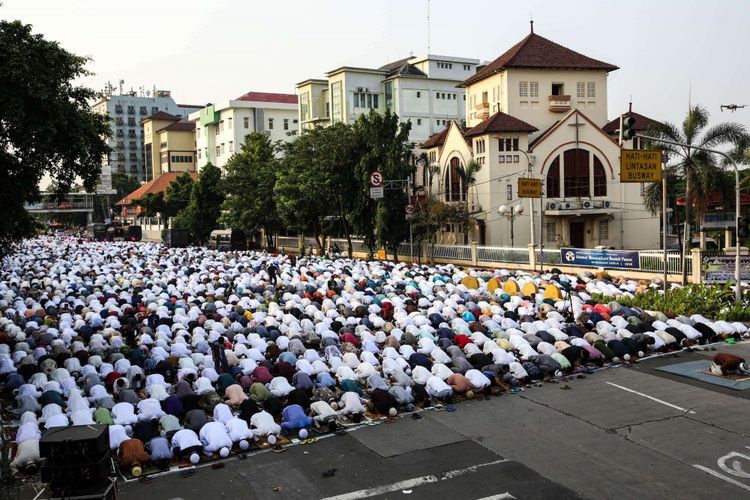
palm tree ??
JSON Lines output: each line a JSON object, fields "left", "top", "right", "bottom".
{"left": 645, "top": 105, "right": 745, "bottom": 283}
{"left": 457, "top": 159, "right": 481, "bottom": 241}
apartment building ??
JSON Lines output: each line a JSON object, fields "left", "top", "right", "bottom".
{"left": 142, "top": 112, "right": 197, "bottom": 179}
{"left": 296, "top": 54, "right": 480, "bottom": 144}
{"left": 92, "top": 89, "right": 201, "bottom": 183}
{"left": 190, "top": 91, "right": 298, "bottom": 170}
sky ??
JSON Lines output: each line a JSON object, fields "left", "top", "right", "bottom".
{"left": 2, "top": 0, "right": 750, "bottom": 129}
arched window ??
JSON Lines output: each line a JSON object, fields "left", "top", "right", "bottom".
{"left": 593, "top": 156, "right": 607, "bottom": 196}
{"left": 445, "top": 157, "right": 464, "bottom": 202}
{"left": 546, "top": 157, "right": 560, "bottom": 198}
{"left": 564, "top": 148, "right": 590, "bottom": 197}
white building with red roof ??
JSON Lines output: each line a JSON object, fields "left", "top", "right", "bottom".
{"left": 189, "top": 91, "right": 299, "bottom": 170}
{"left": 420, "top": 25, "right": 661, "bottom": 250}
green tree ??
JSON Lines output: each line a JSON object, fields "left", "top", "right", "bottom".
{"left": 220, "top": 132, "right": 280, "bottom": 249}
{"left": 412, "top": 195, "right": 470, "bottom": 262}
{"left": 355, "top": 110, "right": 414, "bottom": 259}
{"left": 0, "top": 20, "right": 110, "bottom": 256}
{"left": 174, "top": 164, "right": 224, "bottom": 244}
{"left": 645, "top": 105, "right": 746, "bottom": 282}
{"left": 112, "top": 172, "right": 140, "bottom": 200}
{"left": 163, "top": 172, "right": 194, "bottom": 218}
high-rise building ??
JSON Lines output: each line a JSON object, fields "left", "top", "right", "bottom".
{"left": 92, "top": 87, "right": 202, "bottom": 183}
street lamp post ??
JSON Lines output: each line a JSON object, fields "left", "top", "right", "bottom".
{"left": 498, "top": 204, "right": 524, "bottom": 248}
{"left": 517, "top": 151, "right": 537, "bottom": 267}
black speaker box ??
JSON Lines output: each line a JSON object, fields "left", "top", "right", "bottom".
{"left": 40, "top": 424, "right": 109, "bottom": 463}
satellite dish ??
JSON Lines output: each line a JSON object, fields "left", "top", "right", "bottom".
{"left": 146, "top": 91, "right": 151, "bottom": 97}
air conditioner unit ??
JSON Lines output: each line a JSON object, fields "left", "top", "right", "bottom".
{"left": 356, "top": 87, "right": 364, "bottom": 92}
{"left": 562, "top": 202, "right": 573, "bottom": 210}
{"left": 583, "top": 200, "right": 594, "bottom": 209}
{"left": 604, "top": 200, "right": 612, "bottom": 208}
{"left": 546, "top": 202, "right": 558, "bottom": 210}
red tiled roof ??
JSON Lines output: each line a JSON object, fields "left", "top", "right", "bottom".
{"left": 464, "top": 111, "right": 537, "bottom": 137}
{"left": 157, "top": 121, "right": 196, "bottom": 133}
{"left": 116, "top": 172, "right": 197, "bottom": 206}
{"left": 420, "top": 127, "right": 451, "bottom": 149}
{"left": 142, "top": 111, "right": 180, "bottom": 122}
{"left": 677, "top": 192, "right": 750, "bottom": 207}
{"left": 235, "top": 91, "right": 298, "bottom": 104}
{"left": 603, "top": 110, "right": 661, "bottom": 134}
{"left": 460, "top": 33, "right": 618, "bottom": 87}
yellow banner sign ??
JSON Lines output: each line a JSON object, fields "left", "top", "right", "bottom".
{"left": 517, "top": 177, "right": 542, "bottom": 198}
{"left": 620, "top": 149, "right": 662, "bottom": 183}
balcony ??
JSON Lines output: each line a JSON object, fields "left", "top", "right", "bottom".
{"left": 548, "top": 95, "right": 571, "bottom": 112}
{"left": 475, "top": 102, "right": 490, "bottom": 120}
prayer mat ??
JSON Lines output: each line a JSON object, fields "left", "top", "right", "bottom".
{"left": 655, "top": 360, "right": 750, "bottom": 390}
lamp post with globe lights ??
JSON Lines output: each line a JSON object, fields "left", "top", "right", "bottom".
{"left": 498, "top": 204, "right": 524, "bottom": 248}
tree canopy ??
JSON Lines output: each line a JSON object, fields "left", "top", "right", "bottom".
{"left": 220, "top": 132, "right": 280, "bottom": 248}
{"left": 174, "top": 164, "right": 224, "bottom": 244}
{"left": 0, "top": 20, "right": 110, "bottom": 256}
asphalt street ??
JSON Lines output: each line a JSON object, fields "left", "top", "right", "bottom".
{"left": 12, "top": 343, "right": 750, "bottom": 500}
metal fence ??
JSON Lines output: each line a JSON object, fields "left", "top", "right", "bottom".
{"left": 638, "top": 250, "right": 692, "bottom": 275}
{"left": 477, "top": 246, "right": 529, "bottom": 264}
{"left": 431, "top": 244, "right": 472, "bottom": 261}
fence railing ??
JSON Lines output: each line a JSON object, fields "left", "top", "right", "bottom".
{"left": 270, "top": 233, "right": 699, "bottom": 280}
{"left": 478, "top": 246, "right": 529, "bottom": 264}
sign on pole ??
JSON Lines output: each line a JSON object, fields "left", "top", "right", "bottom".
{"left": 405, "top": 204, "right": 414, "bottom": 214}
{"left": 620, "top": 149, "right": 662, "bottom": 183}
{"left": 702, "top": 255, "right": 750, "bottom": 283}
{"left": 369, "top": 187, "right": 384, "bottom": 199}
{"left": 369, "top": 171, "right": 384, "bottom": 187}
{"left": 517, "top": 177, "right": 542, "bottom": 198}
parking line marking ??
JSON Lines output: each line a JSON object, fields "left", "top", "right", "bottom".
{"left": 605, "top": 382, "right": 693, "bottom": 413}
{"left": 320, "top": 459, "right": 508, "bottom": 500}
{"left": 474, "top": 494, "right": 516, "bottom": 500}
{"left": 693, "top": 465, "right": 750, "bottom": 492}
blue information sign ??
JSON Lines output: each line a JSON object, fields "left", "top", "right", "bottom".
{"left": 560, "top": 248, "right": 640, "bottom": 269}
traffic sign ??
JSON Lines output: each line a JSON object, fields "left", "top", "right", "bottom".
{"left": 405, "top": 204, "right": 414, "bottom": 214}
{"left": 369, "top": 171, "right": 384, "bottom": 187}
{"left": 620, "top": 149, "right": 662, "bottom": 183}
{"left": 517, "top": 177, "right": 542, "bottom": 198}
{"left": 369, "top": 187, "right": 384, "bottom": 199}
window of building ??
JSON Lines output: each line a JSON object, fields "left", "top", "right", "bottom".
{"left": 546, "top": 222, "right": 557, "bottom": 243}
{"left": 593, "top": 156, "right": 607, "bottom": 196}
{"left": 243, "top": 117, "right": 250, "bottom": 129}
{"left": 587, "top": 82, "right": 596, "bottom": 98}
{"left": 219, "top": 120, "right": 224, "bottom": 132}
{"left": 139, "top": 106, "right": 147, "bottom": 115}
{"left": 551, "top": 83, "right": 565, "bottom": 96}
{"left": 229, "top": 141, "right": 234, "bottom": 152}
{"left": 196, "top": 128, "right": 201, "bottom": 138}
{"left": 214, "top": 126, "right": 220, "bottom": 136}
{"left": 127, "top": 106, "right": 135, "bottom": 114}
{"left": 293, "top": 119, "right": 298, "bottom": 124}
{"left": 220, "top": 143, "right": 225, "bottom": 154}
{"left": 546, "top": 157, "right": 560, "bottom": 198}
{"left": 577, "top": 82, "right": 586, "bottom": 98}
{"left": 151, "top": 106, "right": 159, "bottom": 114}
{"left": 436, "top": 92, "right": 441, "bottom": 99}
{"left": 215, "top": 146, "right": 220, "bottom": 157}
{"left": 444, "top": 157, "right": 466, "bottom": 202}
{"left": 268, "top": 118, "right": 274, "bottom": 130}
{"left": 463, "top": 64, "right": 470, "bottom": 71}
{"left": 284, "top": 118, "right": 289, "bottom": 130}
{"left": 506, "top": 184, "right": 512, "bottom": 201}
{"left": 331, "top": 81, "right": 343, "bottom": 122}
{"left": 228, "top": 117, "right": 233, "bottom": 129}
{"left": 564, "top": 148, "right": 589, "bottom": 197}
{"left": 599, "top": 220, "right": 609, "bottom": 240}
{"left": 475, "top": 138, "right": 485, "bottom": 153}
{"left": 498, "top": 138, "right": 519, "bottom": 152}
{"left": 453, "top": 94, "right": 457, "bottom": 100}
{"left": 416, "top": 91, "right": 421, "bottom": 98}
{"left": 530, "top": 81, "right": 539, "bottom": 98}
{"left": 197, "top": 149, "right": 201, "bottom": 159}
{"left": 519, "top": 81, "right": 529, "bottom": 97}
{"left": 128, "top": 117, "right": 136, "bottom": 126}
{"left": 115, "top": 105, "right": 123, "bottom": 114}
{"left": 498, "top": 155, "right": 505, "bottom": 164}
{"left": 417, "top": 118, "right": 422, "bottom": 125}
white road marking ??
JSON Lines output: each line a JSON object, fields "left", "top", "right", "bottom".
{"left": 693, "top": 465, "right": 750, "bottom": 492}
{"left": 605, "top": 381, "right": 694, "bottom": 413}
{"left": 320, "top": 458, "right": 509, "bottom": 500}
{"left": 474, "top": 494, "right": 516, "bottom": 500}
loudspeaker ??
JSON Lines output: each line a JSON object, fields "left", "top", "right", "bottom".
{"left": 127, "top": 225, "right": 142, "bottom": 241}
{"left": 40, "top": 425, "right": 111, "bottom": 491}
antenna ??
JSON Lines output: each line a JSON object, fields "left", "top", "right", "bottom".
{"left": 427, "top": 0, "right": 431, "bottom": 54}
{"left": 119, "top": 79, "right": 124, "bottom": 95}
